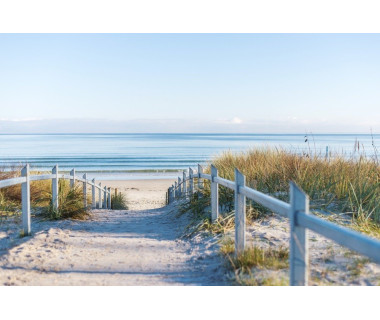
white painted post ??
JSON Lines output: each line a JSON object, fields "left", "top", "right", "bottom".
{"left": 183, "top": 171, "right": 187, "bottom": 195}
{"left": 198, "top": 164, "right": 203, "bottom": 190}
{"left": 178, "top": 177, "right": 182, "bottom": 197}
{"left": 98, "top": 182, "right": 102, "bottom": 209}
{"left": 290, "top": 181, "right": 309, "bottom": 286}
{"left": 108, "top": 187, "right": 111, "bottom": 209}
{"left": 234, "top": 168, "right": 246, "bottom": 255}
{"left": 21, "top": 164, "right": 31, "bottom": 236}
{"left": 189, "top": 167, "right": 194, "bottom": 195}
{"left": 211, "top": 164, "right": 219, "bottom": 222}
{"left": 52, "top": 165, "right": 59, "bottom": 210}
{"left": 91, "top": 179, "right": 96, "bottom": 209}
{"left": 83, "top": 173, "right": 87, "bottom": 208}
{"left": 70, "top": 168, "right": 75, "bottom": 188}
{"left": 103, "top": 186, "right": 107, "bottom": 209}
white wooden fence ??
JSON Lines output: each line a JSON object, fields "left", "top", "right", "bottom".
{"left": 167, "top": 164, "right": 380, "bottom": 286}
{"left": 0, "top": 164, "right": 113, "bottom": 236}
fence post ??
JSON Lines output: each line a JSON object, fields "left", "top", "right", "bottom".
{"left": 52, "top": 165, "right": 59, "bottom": 210}
{"left": 174, "top": 181, "right": 178, "bottom": 199}
{"left": 289, "top": 181, "right": 309, "bottom": 286}
{"left": 70, "top": 168, "right": 75, "bottom": 188}
{"left": 91, "top": 179, "right": 96, "bottom": 209}
{"left": 197, "top": 164, "right": 203, "bottom": 190}
{"left": 98, "top": 182, "right": 102, "bottom": 209}
{"left": 234, "top": 168, "right": 246, "bottom": 255}
{"left": 183, "top": 171, "right": 187, "bottom": 195}
{"left": 211, "top": 164, "right": 219, "bottom": 222}
{"left": 108, "top": 187, "right": 111, "bottom": 209}
{"left": 103, "top": 186, "right": 108, "bottom": 209}
{"left": 189, "top": 167, "right": 194, "bottom": 195}
{"left": 21, "top": 164, "right": 31, "bottom": 236}
{"left": 178, "top": 177, "right": 182, "bottom": 197}
{"left": 83, "top": 173, "right": 87, "bottom": 208}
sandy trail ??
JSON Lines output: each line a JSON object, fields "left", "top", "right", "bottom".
{"left": 0, "top": 184, "right": 227, "bottom": 285}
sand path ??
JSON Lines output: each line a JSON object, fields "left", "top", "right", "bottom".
{"left": 0, "top": 203, "right": 227, "bottom": 286}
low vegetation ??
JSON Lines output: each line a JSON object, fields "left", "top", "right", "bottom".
{"left": 111, "top": 192, "right": 128, "bottom": 210}
{"left": 220, "top": 238, "right": 289, "bottom": 285}
{"left": 37, "top": 180, "right": 89, "bottom": 220}
{"left": 180, "top": 146, "right": 380, "bottom": 236}
{"left": 0, "top": 168, "right": 89, "bottom": 220}
{"left": 177, "top": 145, "right": 380, "bottom": 284}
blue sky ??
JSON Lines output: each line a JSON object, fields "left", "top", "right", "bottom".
{"left": 0, "top": 33, "right": 380, "bottom": 133}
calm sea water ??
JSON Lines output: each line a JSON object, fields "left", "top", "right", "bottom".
{"left": 0, "top": 134, "right": 378, "bottom": 179}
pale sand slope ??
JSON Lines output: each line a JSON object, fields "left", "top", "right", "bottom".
{"left": 101, "top": 179, "right": 176, "bottom": 210}
{"left": 0, "top": 180, "right": 227, "bottom": 286}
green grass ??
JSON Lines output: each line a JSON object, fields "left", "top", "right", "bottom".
{"left": 37, "top": 180, "right": 89, "bottom": 220}
{"left": 179, "top": 147, "right": 380, "bottom": 237}
{"left": 0, "top": 168, "right": 93, "bottom": 220}
{"left": 111, "top": 192, "right": 128, "bottom": 210}
{"left": 220, "top": 238, "right": 289, "bottom": 285}
{"left": 221, "top": 238, "right": 289, "bottom": 272}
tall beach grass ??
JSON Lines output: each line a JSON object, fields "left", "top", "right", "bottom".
{"left": 0, "top": 167, "right": 90, "bottom": 220}
{"left": 181, "top": 146, "right": 380, "bottom": 236}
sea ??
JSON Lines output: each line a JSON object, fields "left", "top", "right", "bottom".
{"left": 0, "top": 133, "right": 378, "bottom": 180}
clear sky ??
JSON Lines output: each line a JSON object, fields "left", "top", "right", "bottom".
{"left": 0, "top": 33, "right": 380, "bottom": 133}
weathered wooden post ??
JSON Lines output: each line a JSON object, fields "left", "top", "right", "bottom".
{"left": 52, "top": 165, "right": 59, "bottom": 211}
{"left": 211, "top": 164, "right": 219, "bottom": 222}
{"left": 103, "top": 186, "right": 108, "bottom": 209}
{"left": 234, "top": 168, "right": 246, "bottom": 255}
{"left": 290, "top": 181, "right": 309, "bottom": 286}
{"left": 197, "top": 164, "right": 203, "bottom": 190}
{"left": 108, "top": 187, "right": 111, "bottom": 209}
{"left": 70, "top": 168, "right": 76, "bottom": 188}
{"left": 178, "top": 177, "right": 182, "bottom": 197}
{"left": 91, "top": 179, "right": 96, "bottom": 209}
{"left": 21, "top": 164, "right": 31, "bottom": 236}
{"left": 183, "top": 171, "right": 187, "bottom": 195}
{"left": 189, "top": 167, "right": 194, "bottom": 195}
{"left": 83, "top": 173, "right": 87, "bottom": 208}
{"left": 115, "top": 188, "right": 118, "bottom": 197}
{"left": 174, "top": 181, "right": 178, "bottom": 199}
{"left": 98, "top": 182, "right": 102, "bottom": 209}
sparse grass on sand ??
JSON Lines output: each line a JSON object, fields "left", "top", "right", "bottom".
{"left": 220, "top": 238, "right": 289, "bottom": 286}
{"left": 178, "top": 146, "right": 380, "bottom": 284}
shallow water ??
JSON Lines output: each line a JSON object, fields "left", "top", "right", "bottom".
{"left": 0, "top": 133, "right": 378, "bottom": 177}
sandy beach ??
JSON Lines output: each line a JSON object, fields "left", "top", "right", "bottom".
{"left": 0, "top": 179, "right": 227, "bottom": 286}
{"left": 100, "top": 179, "right": 177, "bottom": 210}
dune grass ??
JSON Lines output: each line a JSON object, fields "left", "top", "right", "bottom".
{"left": 0, "top": 168, "right": 89, "bottom": 220}
{"left": 111, "top": 192, "right": 128, "bottom": 210}
{"left": 220, "top": 238, "right": 289, "bottom": 285}
{"left": 221, "top": 238, "right": 289, "bottom": 271}
{"left": 37, "top": 179, "right": 89, "bottom": 220}
{"left": 180, "top": 147, "right": 380, "bottom": 236}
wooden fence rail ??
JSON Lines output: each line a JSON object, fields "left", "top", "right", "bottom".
{"left": 167, "top": 164, "right": 380, "bottom": 286}
{"left": 0, "top": 164, "right": 113, "bottom": 236}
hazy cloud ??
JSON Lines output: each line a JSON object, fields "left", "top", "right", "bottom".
{"left": 0, "top": 118, "right": 379, "bottom": 134}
